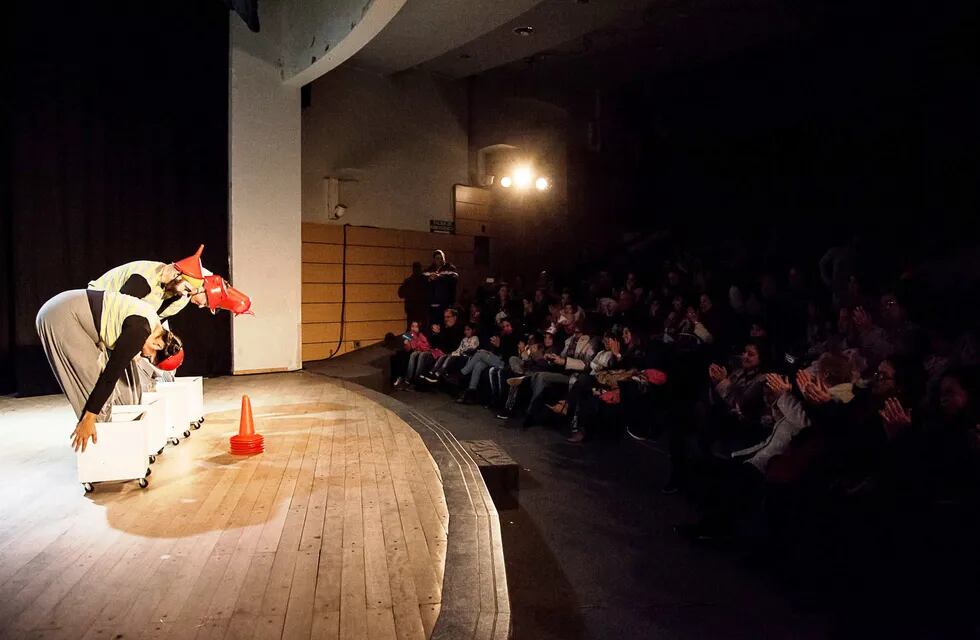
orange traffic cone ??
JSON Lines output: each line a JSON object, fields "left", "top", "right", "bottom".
{"left": 230, "top": 395, "right": 264, "bottom": 454}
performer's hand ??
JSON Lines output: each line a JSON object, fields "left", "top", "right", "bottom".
{"left": 71, "top": 412, "right": 98, "bottom": 452}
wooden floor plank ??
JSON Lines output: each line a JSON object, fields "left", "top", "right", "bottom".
{"left": 339, "top": 414, "right": 368, "bottom": 640}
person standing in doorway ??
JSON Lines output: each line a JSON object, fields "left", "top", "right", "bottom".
{"left": 425, "top": 249, "right": 459, "bottom": 327}
{"left": 398, "top": 262, "right": 429, "bottom": 326}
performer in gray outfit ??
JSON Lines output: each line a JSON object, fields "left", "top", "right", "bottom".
{"left": 35, "top": 289, "right": 183, "bottom": 451}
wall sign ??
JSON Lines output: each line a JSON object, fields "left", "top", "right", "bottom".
{"left": 429, "top": 219, "right": 455, "bottom": 234}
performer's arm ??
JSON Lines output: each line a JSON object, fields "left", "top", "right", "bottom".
{"left": 83, "top": 316, "right": 151, "bottom": 416}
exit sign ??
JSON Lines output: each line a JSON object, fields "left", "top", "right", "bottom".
{"left": 430, "top": 219, "right": 455, "bottom": 234}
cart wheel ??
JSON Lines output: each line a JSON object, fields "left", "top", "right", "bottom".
{"left": 138, "top": 478, "right": 149, "bottom": 489}
{"left": 182, "top": 430, "right": 191, "bottom": 438}
{"left": 149, "top": 455, "right": 156, "bottom": 464}
{"left": 82, "top": 483, "right": 94, "bottom": 493}
{"left": 170, "top": 437, "right": 180, "bottom": 446}
{"left": 145, "top": 467, "right": 152, "bottom": 478}
{"left": 191, "top": 421, "right": 201, "bottom": 430}
{"left": 199, "top": 417, "right": 205, "bottom": 424}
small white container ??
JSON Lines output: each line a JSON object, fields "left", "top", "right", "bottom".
{"left": 142, "top": 388, "right": 185, "bottom": 446}
{"left": 77, "top": 406, "right": 153, "bottom": 491}
{"left": 122, "top": 397, "right": 167, "bottom": 461}
{"left": 156, "top": 377, "right": 204, "bottom": 435}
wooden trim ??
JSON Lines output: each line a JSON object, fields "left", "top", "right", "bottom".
{"left": 232, "top": 366, "right": 293, "bottom": 375}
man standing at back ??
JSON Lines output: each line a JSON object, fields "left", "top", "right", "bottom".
{"left": 398, "top": 262, "right": 429, "bottom": 326}
{"left": 425, "top": 249, "right": 459, "bottom": 327}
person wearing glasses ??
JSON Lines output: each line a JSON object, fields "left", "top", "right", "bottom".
{"left": 88, "top": 245, "right": 210, "bottom": 320}
{"left": 87, "top": 245, "right": 251, "bottom": 386}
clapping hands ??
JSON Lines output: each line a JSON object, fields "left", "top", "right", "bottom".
{"left": 708, "top": 363, "right": 728, "bottom": 384}
{"left": 796, "top": 368, "right": 832, "bottom": 404}
{"left": 852, "top": 306, "right": 873, "bottom": 333}
{"left": 766, "top": 373, "right": 792, "bottom": 396}
{"left": 879, "top": 397, "right": 912, "bottom": 438}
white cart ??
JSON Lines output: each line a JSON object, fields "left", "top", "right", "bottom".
{"left": 142, "top": 388, "right": 186, "bottom": 446}
{"left": 156, "top": 376, "right": 204, "bottom": 436}
{"left": 135, "top": 396, "right": 167, "bottom": 463}
{"left": 77, "top": 406, "right": 154, "bottom": 493}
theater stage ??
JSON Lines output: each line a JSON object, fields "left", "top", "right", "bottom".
{"left": 0, "top": 372, "right": 509, "bottom": 640}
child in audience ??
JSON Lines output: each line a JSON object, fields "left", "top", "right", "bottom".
{"left": 395, "top": 321, "right": 431, "bottom": 389}
{"left": 424, "top": 323, "right": 479, "bottom": 382}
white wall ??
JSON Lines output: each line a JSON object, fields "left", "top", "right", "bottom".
{"left": 229, "top": 12, "right": 302, "bottom": 373}
{"left": 301, "top": 66, "right": 469, "bottom": 232}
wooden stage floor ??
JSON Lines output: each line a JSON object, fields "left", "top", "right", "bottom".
{"left": 0, "top": 372, "right": 477, "bottom": 640}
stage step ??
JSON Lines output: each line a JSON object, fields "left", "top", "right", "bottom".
{"left": 339, "top": 381, "right": 512, "bottom": 640}
{"left": 460, "top": 440, "right": 519, "bottom": 510}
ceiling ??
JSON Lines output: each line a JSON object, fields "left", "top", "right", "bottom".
{"left": 348, "top": 0, "right": 811, "bottom": 82}
{"left": 350, "top": 0, "right": 660, "bottom": 77}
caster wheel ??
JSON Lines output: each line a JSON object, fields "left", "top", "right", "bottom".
{"left": 83, "top": 483, "right": 94, "bottom": 493}
{"left": 149, "top": 455, "right": 156, "bottom": 464}
{"left": 170, "top": 437, "right": 180, "bottom": 446}
{"left": 145, "top": 467, "right": 152, "bottom": 478}
{"left": 138, "top": 478, "right": 149, "bottom": 489}
{"left": 182, "top": 430, "right": 191, "bottom": 438}
{"left": 191, "top": 421, "right": 201, "bottom": 430}
{"left": 157, "top": 448, "right": 164, "bottom": 455}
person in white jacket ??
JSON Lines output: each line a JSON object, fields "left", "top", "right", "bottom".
{"left": 522, "top": 320, "right": 600, "bottom": 427}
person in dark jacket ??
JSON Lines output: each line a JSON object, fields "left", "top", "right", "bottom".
{"left": 398, "top": 262, "right": 429, "bottom": 326}
{"left": 457, "top": 318, "right": 519, "bottom": 403}
{"left": 425, "top": 250, "right": 459, "bottom": 326}
{"left": 409, "top": 308, "right": 465, "bottom": 386}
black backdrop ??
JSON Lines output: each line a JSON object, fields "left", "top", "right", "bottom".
{"left": 2, "top": 1, "right": 231, "bottom": 395}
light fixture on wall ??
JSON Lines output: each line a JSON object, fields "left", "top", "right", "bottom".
{"left": 324, "top": 176, "right": 356, "bottom": 221}
{"left": 497, "top": 164, "right": 551, "bottom": 192}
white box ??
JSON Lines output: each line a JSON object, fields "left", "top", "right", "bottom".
{"left": 77, "top": 406, "right": 152, "bottom": 489}
{"left": 142, "top": 389, "right": 185, "bottom": 445}
{"left": 156, "top": 377, "right": 204, "bottom": 435}
{"left": 173, "top": 376, "right": 205, "bottom": 427}
{"left": 123, "top": 397, "right": 167, "bottom": 459}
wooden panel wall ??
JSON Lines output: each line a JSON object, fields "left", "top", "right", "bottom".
{"left": 301, "top": 205, "right": 492, "bottom": 361}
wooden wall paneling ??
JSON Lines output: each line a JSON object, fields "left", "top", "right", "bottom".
{"left": 345, "top": 265, "right": 408, "bottom": 285}
{"left": 302, "top": 223, "right": 344, "bottom": 244}
{"left": 345, "top": 246, "right": 405, "bottom": 266}
{"left": 302, "top": 263, "right": 343, "bottom": 283}
{"left": 303, "top": 302, "right": 405, "bottom": 324}
{"left": 302, "top": 242, "right": 343, "bottom": 264}
{"left": 303, "top": 320, "right": 403, "bottom": 346}
{"left": 302, "top": 341, "right": 366, "bottom": 361}
{"left": 303, "top": 284, "right": 400, "bottom": 304}
{"left": 347, "top": 227, "right": 404, "bottom": 248}
{"left": 301, "top": 220, "right": 499, "bottom": 361}
{"left": 453, "top": 185, "right": 491, "bottom": 206}
{"left": 453, "top": 201, "right": 490, "bottom": 221}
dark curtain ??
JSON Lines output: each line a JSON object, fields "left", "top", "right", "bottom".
{"left": 3, "top": 1, "right": 231, "bottom": 395}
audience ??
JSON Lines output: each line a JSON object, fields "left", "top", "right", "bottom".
{"left": 385, "top": 234, "right": 977, "bottom": 633}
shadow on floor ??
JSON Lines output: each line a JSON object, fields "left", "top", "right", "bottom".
{"left": 498, "top": 505, "right": 588, "bottom": 640}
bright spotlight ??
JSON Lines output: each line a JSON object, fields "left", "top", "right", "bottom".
{"left": 513, "top": 166, "right": 533, "bottom": 189}
{"left": 535, "top": 177, "right": 550, "bottom": 191}
{"left": 500, "top": 176, "right": 513, "bottom": 188}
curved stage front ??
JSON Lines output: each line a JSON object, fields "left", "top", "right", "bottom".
{"left": 0, "top": 371, "right": 509, "bottom": 640}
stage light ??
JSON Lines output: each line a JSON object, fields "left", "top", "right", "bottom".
{"left": 513, "top": 166, "right": 533, "bottom": 189}
{"left": 535, "top": 177, "right": 550, "bottom": 191}
{"left": 500, "top": 176, "right": 513, "bottom": 188}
